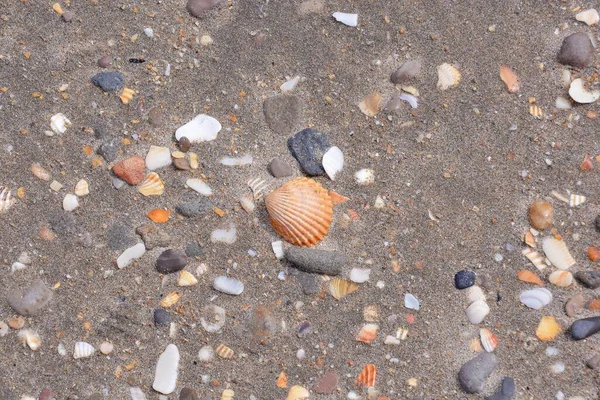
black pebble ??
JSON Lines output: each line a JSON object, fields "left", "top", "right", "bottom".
{"left": 454, "top": 270, "right": 476, "bottom": 289}
{"left": 571, "top": 316, "right": 600, "bottom": 340}
{"left": 156, "top": 249, "right": 187, "bottom": 274}
{"left": 153, "top": 308, "right": 171, "bottom": 326}
{"left": 287, "top": 128, "right": 331, "bottom": 176}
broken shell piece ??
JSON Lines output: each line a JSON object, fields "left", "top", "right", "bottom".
{"left": 522, "top": 248, "right": 547, "bottom": 271}
{"left": 186, "top": 178, "right": 212, "bottom": 196}
{"left": 221, "top": 389, "right": 235, "bottom": 400}
{"left": 569, "top": 193, "right": 586, "bottom": 207}
{"left": 117, "top": 243, "right": 146, "bottom": 269}
{"left": 480, "top": 328, "right": 498, "bottom": 352}
{"left": 145, "top": 146, "right": 172, "bottom": 170}
{"left": 363, "top": 305, "right": 379, "bottom": 322}
{"left": 322, "top": 146, "right": 344, "bottom": 180}
{"left": 177, "top": 270, "right": 198, "bottom": 287}
{"left": 248, "top": 178, "right": 269, "bottom": 200}
{"left": 465, "top": 300, "right": 489, "bottom": 324}
{"left": 329, "top": 277, "right": 358, "bottom": 300}
{"left": 198, "top": 345, "right": 214, "bottom": 362}
{"left": 576, "top": 9, "right": 600, "bottom": 26}
{"left": 53, "top": 3, "right": 64, "bottom": 15}
{"left": 0, "top": 187, "right": 16, "bottom": 214}
{"left": 398, "top": 93, "right": 418, "bottom": 108}
{"left": 215, "top": 344, "right": 234, "bottom": 359}
{"left": 239, "top": 193, "right": 255, "bottom": 213}
{"left": 581, "top": 155, "right": 594, "bottom": 171}
{"left": 129, "top": 387, "right": 147, "bottom": 400}
{"left": 189, "top": 152, "right": 199, "bottom": 169}
{"left": 271, "top": 241, "right": 285, "bottom": 259}
{"left": 276, "top": 371, "right": 288, "bottom": 388}
{"left": 332, "top": 12, "right": 358, "bottom": 27}
{"left": 469, "top": 337, "right": 483, "bottom": 352}
{"left": 404, "top": 293, "right": 420, "bottom": 310}
{"left": 99, "top": 341, "right": 114, "bottom": 355}
{"left": 359, "top": 92, "right": 382, "bottom": 116}
{"left": 50, "top": 113, "right": 71, "bottom": 134}
{"left": 280, "top": 76, "right": 300, "bottom": 92}
{"left": 138, "top": 173, "right": 164, "bottom": 196}
{"left": 200, "top": 305, "right": 226, "bottom": 333}
{"left": 350, "top": 268, "right": 371, "bottom": 283}
{"left": 176, "top": 114, "right": 222, "bottom": 143}
{"left": 74, "top": 179, "right": 89, "bottom": 196}
{"left": 355, "top": 169, "right": 375, "bottom": 185}
{"left": 211, "top": 223, "right": 237, "bottom": 244}
{"left": 120, "top": 88, "right": 135, "bottom": 104}
{"left": 548, "top": 270, "right": 573, "bottom": 287}
{"left": 62, "top": 193, "right": 79, "bottom": 212}
{"left": 31, "top": 163, "right": 52, "bottom": 181}
{"left": 520, "top": 288, "right": 553, "bottom": 310}
{"left": 466, "top": 286, "right": 486, "bottom": 303}
{"left": 329, "top": 190, "right": 349, "bottom": 204}
{"left": 529, "top": 104, "right": 543, "bottom": 119}
{"left": 536, "top": 316, "right": 561, "bottom": 342}
{"left": 356, "top": 323, "right": 379, "bottom": 344}
{"left": 147, "top": 209, "right": 170, "bottom": 223}
{"left": 160, "top": 291, "right": 182, "bottom": 308}
{"left": 390, "top": 60, "right": 422, "bottom": 84}
{"left": 220, "top": 155, "right": 253, "bottom": 166}
{"left": 555, "top": 96, "right": 572, "bottom": 109}
{"left": 286, "top": 385, "right": 310, "bottom": 400}
{"left": 569, "top": 78, "right": 600, "bottom": 104}
{"left": 213, "top": 276, "right": 244, "bottom": 295}
{"left": 73, "top": 341, "right": 95, "bottom": 359}
{"left": 356, "top": 363, "right": 376, "bottom": 387}
{"left": 517, "top": 270, "right": 544, "bottom": 286}
{"left": 542, "top": 237, "right": 575, "bottom": 270}
{"left": 523, "top": 231, "right": 536, "bottom": 247}
{"left": 436, "top": 63, "right": 461, "bottom": 90}
{"left": 18, "top": 329, "right": 41, "bottom": 351}
{"left": 499, "top": 65, "right": 520, "bottom": 93}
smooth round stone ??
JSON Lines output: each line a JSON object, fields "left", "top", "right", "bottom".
{"left": 458, "top": 352, "right": 498, "bottom": 394}
{"left": 313, "top": 369, "right": 339, "bottom": 395}
{"left": 91, "top": 71, "right": 125, "bottom": 92}
{"left": 287, "top": 128, "right": 331, "bottom": 176}
{"left": 575, "top": 270, "right": 600, "bottom": 289}
{"left": 558, "top": 33, "right": 594, "bottom": 68}
{"left": 112, "top": 156, "right": 145, "bottom": 185}
{"left": 156, "top": 249, "right": 187, "bottom": 274}
{"left": 98, "top": 55, "right": 112, "bottom": 68}
{"left": 154, "top": 308, "right": 171, "bottom": 326}
{"left": 173, "top": 158, "right": 190, "bottom": 170}
{"left": 186, "top": 0, "right": 225, "bottom": 17}
{"left": 455, "top": 270, "right": 476, "bottom": 289}
{"left": 178, "top": 136, "right": 191, "bottom": 152}
{"left": 268, "top": 157, "right": 293, "bottom": 178}
{"left": 213, "top": 276, "right": 244, "bottom": 295}
{"left": 179, "top": 387, "right": 198, "bottom": 400}
{"left": 185, "top": 242, "right": 204, "bottom": 259}
{"left": 571, "top": 316, "right": 600, "bottom": 340}
{"left": 7, "top": 279, "right": 53, "bottom": 316}
{"left": 586, "top": 354, "right": 600, "bottom": 369}
{"left": 263, "top": 94, "right": 303, "bottom": 135}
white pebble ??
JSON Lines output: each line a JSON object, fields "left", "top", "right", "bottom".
{"left": 220, "top": 155, "right": 253, "bottom": 166}
{"left": 100, "top": 341, "right": 114, "bottom": 355}
{"left": 198, "top": 345, "right": 214, "bottom": 362}
{"left": 384, "top": 335, "right": 400, "bottom": 345}
{"left": 57, "top": 343, "right": 67, "bottom": 356}
{"left": 143, "top": 27, "right": 154, "bottom": 37}
{"left": 175, "top": 114, "right": 221, "bottom": 143}
{"left": 145, "top": 146, "right": 172, "bottom": 170}
{"left": 296, "top": 348, "right": 305, "bottom": 359}
{"left": 272, "top": 241, "right": 285, "bottom": 259}
{"left": 349, "top": 267, "right": 371, "bottom": 283}
{"left": 117, "top": 243, "right": 146, "bottom": 269}
{"left": 186, "top": 178, "right": 212, "bottom": 196}
{"left": 550, "top": 361, "right": 565, "bottom": 374}
{"left": 355, "top": 168, "right": 375, "bottom": 185}
{"left": 404, "top": 293, "right": 420, "bottom": 310}
{"left": 493, "top": 253, "right": 503, "bottom": 262}
{"left": 62, "top": 194, "right": 79, "bottom": 211}
{"left": 375, "top": 280, "right": 385, "bottom": 289}
{"left": 347, "top": 391, "right": 359, "bottom": 399}
{"left": 211, "top": 223, "right": 237, "bottom": 244}
{"left": 152, "top": 344, "right": 180, "bottom": 395}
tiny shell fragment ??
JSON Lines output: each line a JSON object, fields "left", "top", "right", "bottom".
{"left": 356, "top": 323, "right": 379, "bottom": 344}
{"left": 50, "top": 113, "right": 71, "bottom": 134}
{"left": 499, "top": 65, "right": 520, "bottom": 93}
{"left": 356, "top": 363, "right": 376, "bottom": 387}
{"left": 138, "top": 173, "right": 164, "bottom": 196}
{"left": 73, "top": 341, "right": 95, "bottom": 359}
{"left": 548, "top": 270, "right": 573, "bottom": 287}
{"left": 542, "top": 237, "right": 575, "bottom": 270}
{"left": 536, "top": 316, "right": 561, "bottom": 342}
{"left": 147, "top": 209, "right": 170, "bottom": 223}
{"left": 522, "top": 248, "right": 547, "bottom": 271}
{"left": 100, "top": 341, "right": 114, "bottom": 355}
{"left": 277, "top": 371, "right": 288, "bottom": 388}
{"left": 286, "top": 385, "right": 310, "bottom": 400}
{"left": 53, "top": 3, "right": 64, "bottom": 15}
{"left": 74, "top": 179, "right": 89, "bottom": 196}
{"left": 576, "top": 9, "right": 600, "bottom": 26}
{"left": 215, "top": 343, "right": 234, "bottom": 359}
{"left": 569, "top": 193, "right": 586, "bottom": 207}
{"left": 221, "top": 389, "right": 234, "bottom": 400}
{"left": 465, "top": 300, "right": 490, "bottom": 324}
{"left": 529, "top": 104, "right": 543, "bottom": 119}
{"left": 480, "top": 328, "right": 498, "bottom": 352}
{"left": 436, "top": 63, "right": 461, "bottom": 90}
{"left": 359, "top": 92, "right": 382, "bottom": 117}
{"left": 329, "top": 277, "right": 358, "bottom": 300}
{"left": 569, "top": 78, "right": 600, "bottom": 104}
{"left": 517, "top": 270, "right": 544, "bottom": 286}
{"left": 18, "top": 329, "right": 41, "bottom": 351}
{"left": 363, "top": 305, "right": 379, "bottom": 322}
{"left": 160, "top": 292, "right": 182, "bottom": 307}
{"left": 177, "top": 270, "right": 198, "bottom": 287}
{"left": 355, "top": 169, "right": 375, "bottom": 185}
{"left": 581, "top": 155, "right": 594, "bottom": 171}
{"left": 120, "top": 88, "right": 135, "bottom": 104}
{"left": 31, "top": 163, "right": 51, "bottom": 181}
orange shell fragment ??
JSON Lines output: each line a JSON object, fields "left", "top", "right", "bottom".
{"left": 499, "top": 65, "right": 520, "bottom": 93}
{"left": 536, "top": 316, "right": 561, "bottom": 342}
{"left": 276, "top": 371, "right": 288, "bottom": 388}
{"left": 517, "top": 270, "right": 543, "bottom": 286}
{"left": 147, "top": 208, "right": 170, "bottom": 223}
{"left": 356, "top": 363, "right": 376, "bottom": 387}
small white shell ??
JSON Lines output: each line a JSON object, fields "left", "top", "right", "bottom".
{"left": 350, "top": 267, "right": 371, "bottom": 283}
{"left": 200, "top": 305, "right": 226, "bottom": 333}
{"left": 129, "top": 387, "right": 148, "bottom": 400}
{"left": 399, "top": 93, "right": 418, "bottom": 108}
{"left": 465, "top": 300, "right": 490, "bottom": 324}
{"left": 555, "top": 96, "right": 572, "bottom": 109}
{"left": 18, "top": 329, "right": 41, "bottom": 350}
{"left": 542, "top": 237, "right": 575, "bottom": 270}
{"left": 0, "top": 321, "right": 9, "bottom": 337}
{"left": 404, "top": 293, "right": 420, "bottom": 310}
{"left": 466, "top": 286, "right": 486, "bottom": 303}
{"left": 0, "top": 187, "right": 16, "bottom": 214}
{"left": 74, "top": 179, "right": 89, "bottom": 196}
{"left": 50, "top": 113, "right": 71, "bottom": 134}
{"left": 271, "top": 241, "right": 285, "bottom": 259}
{"left": 569, "top": 193, "right": 586, "bottom": 207}
{"left": 73, "top": 341, "right": 95, "bottom": 359}
{"left": 322, "top": 146, "right": 344, "bottom": 181}
{"left": 480, "top": 328, "right": 498, "bottom": 352}
{"left": 100, "top": 341, "right": 114, "bottom": 355}
{"left": 569, "top": 78, "right": 600, "bottom": 104}
{"left": 519, "top": 288, "right": 553, "bottom": 310}
{"left": 175, "top": 114, "right": 222, "bottom": 143}
{"left": 117, "top": 243, "right": 146, "bottom": 269}
{"left": 62, "top": 193, "right": 79, "bottom": 212}
{"left": 211, "top": 223, "right": 237, "bottom": 244}
{"left": 549, "top": 270, "right": 573, "bottom": 287}
{"left": 186, "top": 178, "right": 212, "bottom": 196}
{"left": 576, "top": 9, "right": 600, "bottom": 26}
{"left": 239, "top": 193, "right": 256, "bottom": 213}
{"left": 221, "top": 389, "right": 235, "bottom": 400}
{"left": 522, "top": 248, "right": 548, "bottom": 271}
{"left": 198, "top": 345, "right": 215, "bottom": 362}
{"left": 280, "top": 76, "right": 300, "bottom": 92}
{"left": 213, "top": 276, "right": 244, "bottom": 295}
{"left": 355, "top": 169, "right": 375, "bottom": 185}
{"left": 332, "top": 12, "right": 358, "bottom": 27}
{"left": 437, "top": 63, "right": 461, "bottom": 90}
{"left": 177, "top": 270, "right": 198, "bottom": 287}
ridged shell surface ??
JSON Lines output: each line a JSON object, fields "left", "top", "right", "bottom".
{"left": 265, "top": 178, "right": 333, "bottom": 247}
{"left": 356, "top": 363, "right": 376, "bottom": 387}
{"left": 542, "top": 237, "right": 575, "bottom": 270}
{"left": 465, "top": 300, "right": 490, "bottom": 324}
{"left": 73, "top": 341, "right": 95, "bottom": 359}
{"left": 520, "top": 288, "right": 553, "bottom": 310}
{"left": 480, "top": 328, "right": 498, "bottom": 352}
{"left": 138, "top": 172, "right": 164, "bottom": 196}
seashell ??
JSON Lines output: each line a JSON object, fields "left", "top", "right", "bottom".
{"left": 152, "top": 344, "right": 179, "bottom": 395}
{"left": 145, "top": 145, "right": 172, "bottom": 170}
{"left": 356, "top": 363, "right": 376, "bottom": 387}
{"left": 480, "top": 328, "right": 498, "bottom": 352}
{"left": 198, "top": 345, "right": 214, "bottom": 362}
{"left": 359, "top": 92, "right": 382, "bottom": 117}
{"left": 569, "top": 78, "right": 600, "bottom": 104}
{"left": 248, "top": 178, "right": 269, "bottom": 199}
{"left": 436, "top": 63, "right": 461, "bottom": 90}
{"left": 465, "top": 300, "right": 490, "bottom": 324}
{"left": 390, "top": 59, "right": 422, "bottom": 84}
{"left": 551, "top": 190, "right": 569, "bottom": 204}
{"left": 74, "top": 179, "right": 89, "bottom": 196}
{"left": 398, "top": 93, "right": 418, "bottom": 108}
{"left": 355, "top": 169, "right": 375, "bottom": 185}
{"left": 189, "top": 152, "right": 199, "bottom": 169}
{"left": 466, "top": 286, "right": 486, "bottom": 303}
{"left": 50, "top": 180, "right": 63, "bottom": 192}
{"left": 171, "top": 150, "right": 185, "bottom": 159}
{"left": 581, "top": 154, "right": 594, "bottom": 171}
{"left": 286, "top": 385, "right": 310, "bottom": 400}
{"left": 329, "top": 190, "right": 349, "bottom": 204}
{"left": 349, "top": 267, "right": 371, "bottom": 283}
{"left": 576, "top": 8, "right": 600, "bottom": 25}
{"left": 18, "top": 329, "right": 41, "bottom": 351}
{"left": 271, "top": 241, "right": 285, "bottom": 259}
{"left": 469, "top": 337, "right": 483, "bottom": 352}
{"left": 138, "top": 172, "right": 164, "bottom": 196}
{"left": 53, "top": 3, "right": 64, "bottom": 15}
{"left": 221, "top": 389, "right": 235, "bottom": 400}
{"left": 0, "top": 187, "right": 16, "bottom": 214}
{"left": 555, "top": 96, "right": 572, "bottom": 109}
{"left": 523, "top": 231, "right": 536, "bottom": 247}
{"left": 200, "top": 305, "right": 226, "bottom": 333}
{"left": 499, "top": 65, "right": 520, "bottom": 93}
{"left": 542, "top": 237, "right": 575, "bottom": 270}
{"left": 73, "top": 341, "right": 95, "bottom": 359}
{"left": 332, "top": 11, "right": 358, "bottom": 27}
{"left": 221, "top": 155, "right": 252, "bottom": 166}
{"left": 322, "top": 146, "right": 344, "bottom": 180}
{"left": 588, "top": 246, "right": 600, "bottom": 261}
{"left": 329, "top": 277, "right": 358, "bottom": 300}
{"left": 520, "top": 288, "right": 553, "bottom": 310}
{"left": 276, "top": 371, "right": 288, "bottom": 388}
{"left": 100, "top": 341, "right": 114, "bottom": 355}
{"left": 160, "top": 291, "right": 182, "bottom": 307}
{"left": 548, "top": 270, "right": 573, "bottom": 287}
{"left": 396, "top": 327, "right": 409, "bottom": 340}
{"left": 31, "top": 163, "right": 52, "bottom": 181}
{"left": 569, "top": 193, "right": 586, "bottom": 207}
{"left": 265, "top": 177, "right": 333, "bottom": 247}
{"left": 50, "top": 113, "right": 71, "bottom": 134}
{"left": 63, "top": 193, "right": 79, "bottom": 212}
{"left": 211, "top": 223, "right": 237, "bottom": 244}
{"left": 404, "top": 293, "right": 420, "bottom": 310}
{"left": 186, "top": 178, "right": 212, "bottom": 196}
{"left": 120, "top": 87, "right": 135, "bottom": 104}
{"left": 129, "top": 387, "right": 147, "bottom": 400}
{"left": 363, "top": 305, "right": 379, "bottom": 322}
{"left": 536, "top": 316, "right": 561, "bottom": 342}
{"left": 117, "top": 243, "right": 146, "bottom": 269}
{"left": 529, "top": 104, "right": 543, "bottom": 119}
{"left": 280, "top": 75, "right": 300, "bottom": 92}
{"left": 177, "top": 270, "right": 198, "bottom": 287}
{"left": 0, "top": 321, "right": 8, "bottom": 337}
{"left": 239, "top": 193, "right": 256, "bottom": 213}
{"left": 215, "top": 343, "right": 234, "bottom": 359}
{"left": 147, "top": 208, "right": 170, "bottom": 223}
{"left": 213, "top": 276, "right": 244, "bottom": 295}
{"left": 522, "top": 248, "right": 547, "bottom": 271}
{"left": 517, "top": 270, "right": 544, "bottom": 286}
{"left": 356, "top": 323, "right": 378, "bottom": 344}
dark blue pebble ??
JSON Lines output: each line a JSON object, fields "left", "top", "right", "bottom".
{"left": 91, "top": 71, "right": 125, "bottom": 92}
{"left": 287, "top": 128, "right": 331, "bottom": 176}
{"left": 454, "top": 270, "right": 476, "bottom": 289}
{"left": 571, "top": 316, "right": 600, "bottom": 340}
{"left": 153, "top": 308, "right": 171, "bottom": 326}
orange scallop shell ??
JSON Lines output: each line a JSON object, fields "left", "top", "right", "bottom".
{"left": 265, "top": 178, "right": 333, "bottom": 247}
{"left": 356, "top": 363, "right": 376, "bottom": 387}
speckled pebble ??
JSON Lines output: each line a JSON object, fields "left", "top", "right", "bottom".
{"left": 176, "top": 193, "right": 214, "bottom": 217}
{"left": 558, "top": 33, "right": 594, "bottom": 68}
{"left": 455, "top": 270, "right": 476, "bottom": 289}
{"left": 136, "top": 224, "right": 171, "bottom": 250}
{"left": 154, "top": 308, "right": 171, "bottom": 326}
{"left": 91, "top": 71, "right": 125, "bottom": 92}
{"left": 287, "top": 128, "right": 331, "bottom": 176}
{"left": 458, "top": 352, "right": 498, "bottom": 393}
{"left": 575, "top": 270, "right": 600, "bottom": 289}
{"left": 586, "top": 354, "right": 600, "bottom": 369}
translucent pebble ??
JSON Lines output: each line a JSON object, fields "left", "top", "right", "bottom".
{"left": 296, "top": 348, "right": 305, "bottom": 359}
{"left": 349, "top": 267, "right": 371, "bottom": 283}
{"left": 551, "top": 362, "right": 565, "bottom": 374}
{"left": 198, "top": 345, "right": 214, "bottom": 362}
{"left": 545, "top": 346, "right": 559, "bottom": 356}
{"left": 404, "top": 293, "right": 420, "bottom": 310}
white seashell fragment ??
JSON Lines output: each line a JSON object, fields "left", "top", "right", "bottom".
{"left": 200, "top": 305, "right": 226, "bottom": 333}
{"left": 152, "top": 344, "right": 179, "bottom": 395}
{"left": 550, "top": 361, "right": 565, "bottom": 374}
{"left": 522, "top": 248, "right": 548, "bottom": 271}
{"left": 569, "top": 193, "right": 586, "bottom": 207}
{"left": 562, "top": 69, "right": 572, "bottom": 88}
{"left": 50, "top": 180, "right": 63, "bottom": 192}
{"left": 555, "top": 96, "right": 572, "bottom": 109}
{"left": 57, "top": 343, "right": 67, "bottom": 356}
{"left": 549, "top": 270, "right": 573, "bottom": 287}
{"left": 18, "top": 251, "right": 31, "bottom": 265}
{"left": 213, "top": 276, "right": 244, "bottom": 295}
{"left": 374, "top": 195, "right": 385, "bottom": 208}
{"left": 0, "top": 187, "right": 16, "bottom": 214}
{"left": 520, "top": 288, "right": 553, "bottom": 310}
{"left": 349, "top": 268, "right": 371, "bottom": 283}
{"left": 576, "top": 9, "right": 600, "bottom": 26}
{"left": 399, "top": 93, "right": 418, "bottom": 109}
{"left": 211, "top": 223, "right": 237, "bottom": 244}
{"left": 384, "top": 335, "right": 400, "bottom": 345}
{"left": 198, "top": 345, "right": 215, "bottom": 362}
{"left": 355, "top": 169, "right": 375, "bottom": 185}
{"left": 175, "top": 114, "right": 222, "bottom": 143}
{"left": 542, "top": 237, "right": 575, "bottom": 270}
{"left": 11, "top": 262, "right": 27, "bottom": 273}
{"left": 74, "top": 179, "right": 89, "bottom": 196}
{"left": 100, "top": 341, "right": 114, "bottom": 355}
{"left": 465, "top": 300, "right": 489, "bottom": 324}
{"left": 436, "top": 63, "right": 461, "bottom": 90}
{"left": 281, "top": 76, "right": 300, "bottom": 92}
{"left": 332, "top": 12, "right": 358, "bottom": 27}
{"left": 239, "top": 193, "right": 255, "bottom": 213}
{"left": 272, "top": 241, "right": 285, "bottom": 259}
{"left": 186, "top": 178, "right": 212, "bottom": 196}
{"left": 480, "top": 328, "right": 498, "bottom": 352}
{"left": 129, "top": 387, "right": 147, "bottom": 400}
{"left": 177, "top": 270, "right": 198, "bottom": 287}
{"left": 220, "top": 155, "right": 253, "bottom": 166}
{"left": 0, "top": 321, "right": 8, "bottom": 337}
{"left": 189, "top": 152, "right": 199, "bottom": 169}
{"left": 322, "top": 146, "right": 344, "bottom": 181}
{"left": 569, "top": 78, "right": 600, "bottom": 104}
{"left": 466, "top": 286, "right": 486, "bottom": 303}
{"left": 50, "top": 113, "right": 71, "bottom": 134}
{"left": 117, "top": 243, "right": 146, "bottom": 269}
{"left": 73, "top": 341, "right": 95, "bottom": 359}
{"left": 18, "top": 329, "right": 41, "bottom": 350}
{"left": 62, "top": 194, "right": 79, "bottom": 211}
{"left": 404, "top": 293, "right": 420, "bottom": 310}
{"left": 145, "top": 145, "right": 172, "bottom": 170}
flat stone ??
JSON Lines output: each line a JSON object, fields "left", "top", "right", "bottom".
{"left": 458, "top": 352, "right": 498, "bottom": 394}
{"left": 287, "top": 128, "right": 331, "bottom": 176}
{"left": 173, "top": 158, "right": 190, "bottom": 170}
{"left": 97, "top": 138, "right": 119, "bottom": 162}
{"left": 91, "top": 71, "right": 125, "bottom": 92}
{"left": 586, "top": 354, "right": 600, "bottom": 369}
{"left": 176, "top": 193, "right": 213, "bottom": 217}
{"left": 297, "top": 271, "right": 320, "bottom": 295}
{"left": 186, "top": 0, "right": 225, "bottom": 17}
{"left": 148, "top": 107, "right": 164, "bottom": 127}
{"left": 185, "top": 242, "right": 204, "bottom": 258}
{"left": 49, "top": 211, "right": 81, "bottom": 236}
{"left": 154, "top": 308, "right": 171, "bottom": 326}
{"left": 7, "top": 279, "right": 53, "bottom": 316}
{"left": 455, "top": 270, "right": 476, "bottom": 289}
{"left": 571, "top": 316, "right": 600, "bottom": 340}
{"left": 313, "top": 369, "right": 338, "bottom": 394}
{"left": 565, "top": 293, "right": 585, "bottom": 317}
{"left": 136, "top": 224, "right": 171, "bottom": 250}
{"left": 263, "top": 95, "right": 303, "bottom": 135}
{"left": 179, "top": 387, "right": 198, "bottom": 400}
{"left": 575, "top": 270, "right": 600, "bottom": 289}
{"left": 558, "top": 33, "right": 594, "bottom": 68}
{"left": 153, "top": 344, "right": 179, "bottom": 395}
{"left": 268, "top": 158, "right": 293, "bottom": 178}
{"left": 107, "top": 222, "right": 137, "bottom": 251}
{"left": 156, "top": 249, "right": 187, "bottom": 274}
{"left": 286, "top": 247, "right": 345, "bottom": 276}
{"left": 112, "top": 156, "right": 145, "bottom": 185}
{"left": 486, "top": 377, "right": 515, "bottom": 400}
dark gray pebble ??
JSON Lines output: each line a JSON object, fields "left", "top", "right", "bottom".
{"left": 91, "top": 71, "right": 125, "bottom": 92}
{"left": 156, "top": 249, "right": 187, "bottom": 274}
{"left": 7, "top": 279, "right": 53, "bottom": 316}
{"left": 97, "top": 138, "right": 119, "bottom": 162}
{"left": 186, "top": 0, "right": 224, "bottom": 17}
{"left": 98, "top": 55, "right": 112, "bottom": 68}
{"left": 176, "top": 194, "right": 213, "bottom": 217}
{"left": 595, "top": 215, "right": 600, "bottom": 233}
{"left": 486, "top": 377, "right": 515, "bottom": 400}
{"left": 586, "top": 354, "right": 600, "bottom": 370}
{"left": 178, "top": 136, "right": 191, "bottom": 152}
{"left": 268, "top": 158, "right": 293, "bottom": 178}
{"left": 263, "top": 95, "right": 303, "bottom": 135}
{"left": 286, "top": 247, "right": 345, "bottom": 276}
{"left": 558, "top": 32, "right": 594, "bottom": 68}
{"left": 185, "top": 242, "right": 204, "bottom": 259}
{"left": 297, "top": 271, "right": 321, "bottom": 294}
{"left": 288, "top": 128, "right": 331, "bottom": 176}
{"left": 454, "top": 270, "right": 476, "bottom": 289}
{"left": 153, "top": 308, "right": 171, "bottom": 326}
{"left": 107, "top": 222, "right": 137, "bottom": 251}
{"left": 575, "top": 270, "right": 600, "bottom": 289}
{"left": 62, "top": 11, "right": 74, "bottom": 22}
{"left": 179, "top": 387, "right": 198, "bottom": 400}
{"left": 571, "top": 316, "right": 600, "bottom": 340}
{"left": 458, "top": 352, "right": 498, "bottom": 394}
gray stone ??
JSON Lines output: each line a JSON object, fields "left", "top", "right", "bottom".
{"left": 98, "top": 56, "right": 112, "bottom": 68}
{"left": 558, "top": 33, "right": 594, "bottom": 68}
{"left": 91, "top": 71, "right": 125, "bottom": 92}
{"left": 286, "top": 247, "right": 345, "bottom": 276}
{"left": 156, "top": 249, "right": 187, "bottom": 274}
{"left": 107, "top": 222, "right": 137, "bottom": 251}
{"left": 62, "top": 11, "right": 74, "bottom": 22}
{"left": 136, "top": 224, "right": 171, "bottom": 250}
{"left": 92, "top": 120, "right": 109, "bottom": 139}
{"left": 575, "top": 270, "right": 600, "bottom": 289}
{"left": 458, "top": 352, "right": 498, "bottom": 394}
{"left": 297, "top": 271, "right": 321, "bottom": 294}
{"left": 154, "top": 308, "right": 171, "bottom": 326}
{"left": 268, "top": 158, "right": 293, "bottom": 178}
{"left": 586, "top": 354, "right": 600, "bottom": 369}
{"left": 176, "top": 193, "right": 213, "bottom": 217}
{"left": 486, "top": 377, "right": 515, "bottom": 400}
{"left": 185, "top": 242, "right": 204, "bottom": 258}
{"left": 97, "top": 138, "right": 119, "bottom": 162}
{"left": 173, "top": 158, "right": 190, "bottom": 170}
{"left": 186, "top": 0, "right": 224, "bottom": 17}
{"left": 571, "top": 316, "right": 600, "bottom": 340}
{"left": 390, "top": 59, "right": 421, "bottom": 84}
{"left": 263, "top": 95, "right": 303, "bottom": 135}
{"left": 179, "top": 387, "right": 198, "bottom": 400}
{"left": 49, "top": 211, "right": 81, "bottom": 236}
{"left": 287, "top": 128, "right": 331, "bottom": 176}
{"left": 7, "top": 279, "right": 53, "bottom": 316}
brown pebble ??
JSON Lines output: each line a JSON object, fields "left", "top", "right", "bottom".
{"left": 98, "top": 55, "right": 112, "bottom": 68}
{"left": 148, "top": 107, "right": 164, "bottom": 127}
{"left": 173, "top": 158, "right": 190, "bottom": 170}
{"left": 587, "top": 298, "right": 600, "bottom": 311}
{"left": 178, "top": 136, "right": 191, "bottom": 152}
{"left": 528, "top": 201, "right": 553, "bottom": 230}
{"left": 586, "top": 354, "right": 600, "bottom": 370}
{"left": 112, "top": 156, "right": 145, "bottom": 185}
{"left": 62, "top": 11, "right": 74, "bottom": 22}
{"left": 565, "top": 293, "right": 585, "bottom": 317}
{"left": 313, "top": 369, "right": 338, "bottom": 394}
{"left": 39, "top": 388, "right": 55, "bottom": 400}
{"left": 8, "top": 316, "right": 25, "bottom": 329}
